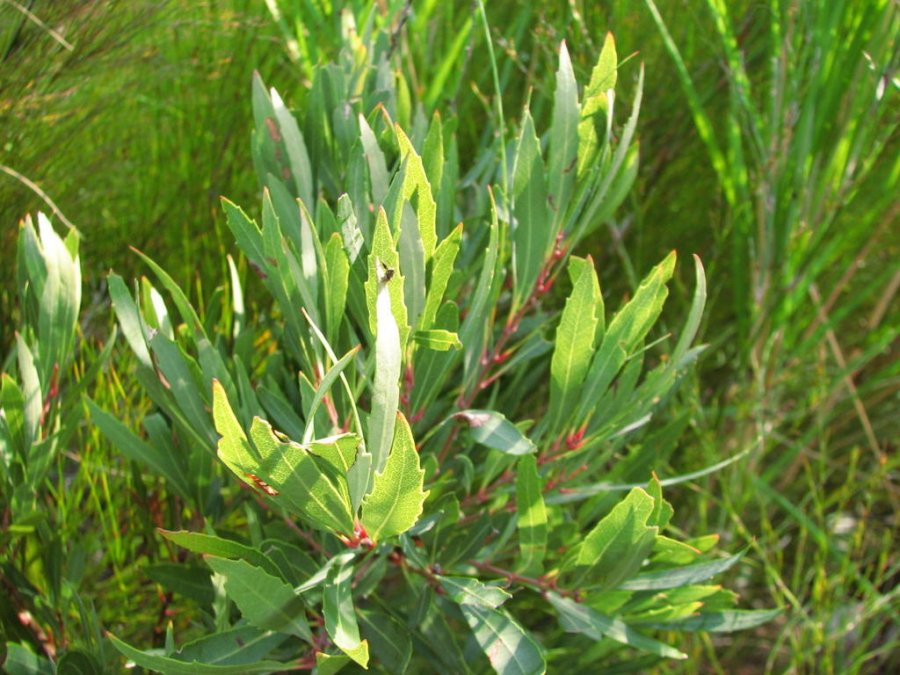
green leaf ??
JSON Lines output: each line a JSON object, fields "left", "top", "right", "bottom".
{"left": 421, "top": 224, "right": 462, "bottom": 331}
{"left": 572, "top": 488, "right": 658, "bottom": 589}
{"left": 646, "top": 609, "right": 782, "bottom": 633}
{"left": 460, "top": 193, "right": 501, "bottom": 390}
{"left": 176, "top": 626, "right": 287, "bottom": 667}
{"left": 212, "top": 381, "right": 354, "bottom": 535}
{"left": 366, "top": 245, "right": 404, "bottom": 480}
{"left": 454, "top": 410, "right": 536, "bottom": 456}
{"left": 323, "top": 233, "right": 350, "bottom": 340}
{"left": 438, "top": 576, "right": 512, "bottom": 608}
{"left": 548, "top": 41, "right": 580, "bottom": 231}
{"left": 1, "top": 374, "right": 27, "bottom": 458}
{"left": 88, "top": 400, "right": 191, "bottom": 500}
{"left": 3, "top": 642, "right": 54, "bottom": 675}
{"left": 323, "top": 559, "right": 369, "bottom": 667}
{"left": 315, "top": 652, "right": 350, "bottom": 675}
{"left": 412, "top": 329, "right": 462, "bottom": 351}
{"left": 576, "top": 252, "right": 675, "bottom": 422}
{"left": 107, "top": 633, "right": 292, "bottom": 674}
{"left": 15, "top": 335, "right": 40, "bottom": 450}
{"left": 361, "top": 412, "right": 428, "bottom": 542}
{"left": 270, "top": 86, "right": 314, "bottom": 210}
{"left": 458, "top": 604, "right": 546, "bottom": 675}
{"left": 516, "top": 455, "right": 548, "bottom": 574}
{"left": 359, "top": 113, "right": 390, "bottom": 205}
{"left": 221, "top": 198, "right": 267, "bottom": 278}
{"left": 512, "top": 111, "right": 553, "bottom": 311}
{"left": 301, "top": 345, "right": 361, "bottom": 444}
{"left": 672, "top": 254, "right": 707, "bottom": 367}
{"left": 618, "top": 552, "right": 744, "bottom": 591}
{"left": 307, "top": 434, "right": 360, "bottom": 477}
{"left": 159, "top": 530, "right": 282, "bottom": 580}
{"left": 205, "top": 556, "right": 311, "bottom": 641}
{"left": 546, "top": 592, "right": 686, "bottom": 660}
{"left": 547, "top": 256, "right": 602, "bottom": 436}
{"left": 359, "top": 608, "right": 412, "bottom": 673}
{"left": 578, "top": 32, "right": 618, "bottom": 178}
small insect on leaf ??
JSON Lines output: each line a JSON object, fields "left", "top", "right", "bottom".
{"left": 376, "top": 257, "right": 395, "bottom": 284}
{"left": 245, "top": 473, "right": 280, "bottom": 497}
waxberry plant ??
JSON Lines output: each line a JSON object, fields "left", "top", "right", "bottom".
{"left": 98, "top": 13, "right": 777, "bottom": 673}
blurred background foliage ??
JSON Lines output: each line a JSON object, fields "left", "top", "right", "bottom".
{"left": 1, "top": 0, "right": 897, "bottom": 672}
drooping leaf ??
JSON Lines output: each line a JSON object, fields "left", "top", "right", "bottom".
{"left": 88, "top": 400, "right": 191, "bottom": 500}
{"left": 205, "top": 556, "right": 311, "bottom": 641}
{"left": 459, "top": 603, "right": 546, "bottom": 675}
{"left": 107, "top": 634, "right": 293, "bottom": 674}
{"left": 546, "top": 592, "right": 686, "bottom": 660}
{"left": 159, "top": 530, "right": 282, "bottom": 579}
{"left": 454, "top": 410, "right": 536, "bottom": 456}
{"left": 618, "top": 552, "right": 745, "bottom": 591}
{"left": 361, "top": 412, "right": 428, "bottom": 542}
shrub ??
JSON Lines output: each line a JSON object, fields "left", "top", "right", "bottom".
{"left": 95, "top": 15, "right": 776, "bottom": 673}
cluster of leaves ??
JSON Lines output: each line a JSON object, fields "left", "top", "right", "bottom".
{"left": 59, "top": 14, "right": 776, "bottom": 673}
{"left": 0, "top": 215, "right": 118, "bottom": 672}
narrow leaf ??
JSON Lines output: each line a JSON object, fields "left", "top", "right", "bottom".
{"left": 516, "top": 455, "right": 548, "bottom": 574}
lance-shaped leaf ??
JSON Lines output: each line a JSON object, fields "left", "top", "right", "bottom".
{"left": 454, "top": 410, "right": 536, "bottom": 456}
{"left": 645, "top": 609, "right": 782, "bottom": 634}
{"left": 323, "top": 233, "right": 350, "bottom": 340}
{"left": 547, "top": 256, "right": 603, "bottom": 436}
{"left": 460, "top": 192, "right": 501, "bottom": 389}
{"left": 516, "top": 455, "right": 548, "bottom": 575}
{"left": 546, "top": 592, "right": 686, "bottom": 660}
{"left": 323, "top": 558, "right": 369, "bottom": 667}
{"left": 571, "top": 488, "right": 658, "bottom": 588}
{"left": 212, "top": 380, "right": 354, "bottom": 535}
{"left": 301, "top": 345, "right": 361, "bottom": 444}
{"left": 548, "top": 41, "right": 579, "bottom": 232}
{"left": 361, "top": 412, "right": 428, "bottom": 542}
{"left": 619, "top": 552, "right": 745, "bottom": 591}
{"left": 205, "top": 557, "right": 310, "bottom": 641}
{"left": 512, "top": 111, "right": 553, "bottom": 312}
{"left": 386, "top": 124, "right": 437, "bottom": 260}
{"left": 365, "top": 245, "right": 404, "bottom": 487}
{"left": 458, "top": 604, "right": 546, "bottom": 675}
{"left": 575, "top": 251, "right": 675, "bottom": 423}
{"left": 578, "top": 32, "right": 618, "bottom": 178}
{"left": 159, "top": 530, "right": 282, "bottom": 579}
{"left": 108, "top": 633, "right": 293, "bottom": 674}
{"left": 421, "top": 224, "right": 461, "bottom": 331}
{"left": 88, "top": 401, "right": 191, "bottom": 500}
